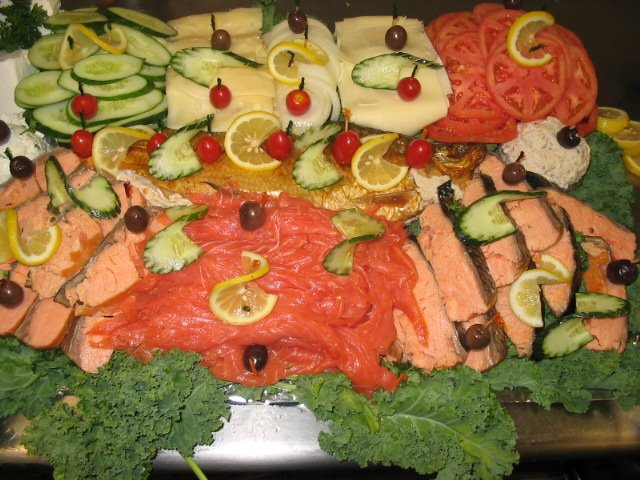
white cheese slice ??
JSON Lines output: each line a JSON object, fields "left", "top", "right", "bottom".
{"left": 166, "top": 35, "right": 267, "bottom": 63}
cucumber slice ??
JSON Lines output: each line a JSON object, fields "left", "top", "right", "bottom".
{"left": 331, "top": 209, "right": 386, "bottom": 242}
{"left": 69, "top": 174, "right": 121, "bottom": 219}
{"left": 457, "top": 190, "right": 546, "bottom": 246}
{"left": 351, "top": 52, "right": 443, "bottom": 90}
{"left": 67, "top": 88, "right": 164, "bottom": 126}
{"left": 44, "top": 155, "right": 72, "bottom": 212}
{"left": 105, "top": 7, "right": 178, "bottom": 38}
{"left": 323, "top": 239, "right": 357, "bottom": 276}
{"left": 143, "top": 218, "right": 203, "bottom": 274}
{"left": 30, "top": 101, "right": 101, "bottom": 137}
{"left": 574, "top": 292, "right": 631, "bottom": 318}
{"left": 116, "top": 23, "right": 172, "bottom": 67}
{"left": 148, "top": 117, "right": 209, "bottom": 180}
{"left": 15, "top": 71, "right": 74, "bottom": 108}
{"left": 44, "top": 9, "right": 107, "bottom": 30}
{"left": 541, "top": 315, "right": 594, "bottom": 358}
{"left": 28, "top": 34, "right": 64, "bottom": 70}
{"left": 58, "top": 69, "right": 153, "bottom": 100}
{"left": 119, "top": 95, "right": 167, "bottom": 126}
{"left": 170, "top": 48, "right": 261, "bottom": 87}
{"left": 71, "top": 53, "right": 144, "bottom": 85}
{"left": 293, "top": 140, "right": 343, "bottom": 190}
{"left": 166, "top": 204, "right": 209, "bottom": 222}
{"left": 294, "top": 122, "right": 342, "bottom": 152}
{"left": 139, "top": 64, "right": 167, "bottom": 80}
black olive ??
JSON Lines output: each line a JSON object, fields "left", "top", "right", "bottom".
{"left": 124, "top": 205, "right": 149, "bottom": 233}
{"left": 460, "top": 324, "right": 491, "bottom": 350}
{"left": 502, "top": 162, "right": 526, "bottom": 184}
{"left": 606, "top": 259, "right": 638, "bottom": 285}
{"left": 503, "top": 0, "right": 524, "bottom": 9}
{"left": 239, "top": 201, "right": 266, "bottom": 231}
{"left": 243, "top": 344, "right": 268, "bottom": 372}
{"left": 556, "top": 126, "right": 581, "bottom": 149}
{"left": 288, "top": 8, "right": 308, "bottom": 34}
{"left": 0, "top": 120, "right": 10, "bottom": 146}
{"left": 211, "top": 29, "right": 231, "bottom": 51}
{"left": 0, "top": 279, "right": 24, "bottom": 308}
{"left": 385, "top": 25, "right": 408, "bottom": 51}
{"left": 9, "top": 155, "right": 34, "bottom": 179}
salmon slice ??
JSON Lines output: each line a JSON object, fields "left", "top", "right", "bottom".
{"left": 14, "top": 297, "right": 74, "bottom": 349}
{"left": 534, "top": 207, "right": 580, "bottom": 318}
{"left": 62, "top": 316, "right": 113, "bottom": 373}
{"left": 462, "top": 175, "right": 529, "bottom": 287}
{"left": 417, "top": 202, "right": 496, "bottom": 321}
{"left": 0, "top": 148, "right": 82, "bottom": 209}
{"left": 479, "top": 154, "right": 562, "bottom": 253}
{"left": 495, "top": 285, "right": 534, "bottom": 357}
{"left": 389, "top": 241, "right": 467, "bottom": 370}
{"left": 581, "top": 237, "right": 628, "bottom": 353}
{"left": 0, "top": 264, "right": 38, "bottom": 335}
{"left": 461, "top": 312, "right": 507, "bottom": 371}
{"left": 543, "top": 188, "right": 637, "bottom": 261}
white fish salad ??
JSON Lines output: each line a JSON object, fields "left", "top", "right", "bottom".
{"left": 0, "top": 114, "right": 52, "bottom": 185}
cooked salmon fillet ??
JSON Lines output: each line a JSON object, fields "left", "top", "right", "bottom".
{"left": 417, "top": 202, "right": 496, "bottom": 321}
{"left": 479, "top": 154, "right": 562, "bottom": 253}
{"left": 62, "top": 316, "right": 114, "bottom": 373}
{"left": 461, "top": 313, "right": 507, "bottom": 371}
{"left": 543, "top": 188, "right": 637, "bottom": 261}
{"left": 0, "top": 264, "right": 38, "bottom": 335}
{"left": 14, "top": 297, "right": 74, "bottom": 349}
{"left": 389, "top": 241, "right": 467, "bottom": 370}
{"left": 581, "top": 237, "right": 628, "bottom": 353}
{"left": 495, "top": 285, "right": 534, "bottom": 357}
{"left": 462, "top": 175, "right": 529, "bottom": 287}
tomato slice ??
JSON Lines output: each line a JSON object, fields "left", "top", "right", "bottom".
{"left": 427, "top": 116, "right": 517, "bottom": 144}
{"left": 486, "top": 31, "right": 568, "bottom": 122}
{"left": 431, "top": 12, "right": 477, "bottom": 52}
{"left": 478, "top": 8, "right": 524, "bottom": 59}
{"left": 425, "top": 12, "right": 460, "bottom": 43}
{"left": 472, "top": 2, "right": 505, "bottom": 23}
{"left": 575, "top": 105, "right": 598, "bottom": 137}
{"left": 551, "top": 43, "right": 598, "bottom": 126}
{"left": 548, "top": 24, "right": 585, "bottom": 49}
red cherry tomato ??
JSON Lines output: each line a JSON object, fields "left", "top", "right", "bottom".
{"left": 71, "top": 129, "right": 93, "bottom": 158}
{"left": 405, "top": 138, "right": 433, "bottom": 168}
{"left": 397, "top": 76, "right": 421, "bottom": 101}
{"left": 265, "top": 130, "right": 292, "bottom": 160}
{"left": 209, "top": 81, "right": 232, "bottom": 109}
{"left": 196, "top": 134, "right": 222, "bottom": 164}
{"left": 286, "top": 89, "right": 311, "bottom": 116}
{"left": 70, "top": 93, "right": 98, "bottom": 120}
{"left": 331, "top": 131, "right": 361, "bottom": 166}
{"left": 146, "top": 132, "right": 167, "bottom": 154}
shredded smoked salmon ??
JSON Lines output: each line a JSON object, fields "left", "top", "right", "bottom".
{"left": 92, "top": 192, "right": 423, "bottom": 394}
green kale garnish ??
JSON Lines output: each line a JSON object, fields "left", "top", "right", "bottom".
{"left": 255, "top": 0, "right": 285, "bottom": 34}
{"left": 0, "top": 0, "right": 48, "bottom": 52}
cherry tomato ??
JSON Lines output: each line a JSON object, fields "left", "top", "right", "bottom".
{"left": 196, "top": 134, "right": 222, "bottom": 164}
{"left": 146, "top": 132, "right": 167, "bottom": 154}
{"left": 71, "top": 129, "right": 93, "bottom": 158}
{"left": 265, "top": 130, "right": 292, "bottom": 160}
{"left": 70, "top": 93, "right": 98, "bottom": 120}
{"left": 331, "top": 131, "right": 361, "bottom": 166}
{"left": 286, "top": 88, "right": 311, "bottom": 116}
{"left": 209, "top": 79, "right": 232, "bottom": 109}
{"left": 397, "top": 76, "right": 421, "bottom": 101}
{"left": 405, "top": 138, "right": 433, "bottom": 168}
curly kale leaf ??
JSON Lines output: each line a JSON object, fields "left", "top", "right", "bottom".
{"left": 0, "top": 0, "right": 47, "bottom": 52}
{"left": 293, "top": 368, "right": 518, "bottom": 480}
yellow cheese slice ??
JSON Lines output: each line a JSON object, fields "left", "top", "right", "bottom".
{"left": 168, "top": 8, "right": 262, "bottom": 38}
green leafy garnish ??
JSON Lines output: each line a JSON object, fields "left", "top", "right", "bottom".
{"left": 0, "top": 0, "right": 47, "bottom": 52}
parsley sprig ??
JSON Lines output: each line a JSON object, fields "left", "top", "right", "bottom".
{"left": 0, "top": 0, "right": 47, "bottom": 53}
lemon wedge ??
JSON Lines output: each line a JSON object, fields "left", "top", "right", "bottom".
{"left": 506, "top": 11, "right": 555, "bottom": 68}
{"left": 536, "top": 253, "right": 572, "bottom": 283}
{"left": 623, "top": 153, "right": 640, "bottom": 178}
{"left": 351, "top": 133, "right": 408, "bottom": 192}
{"left": 92, "top": 125, "right": 153, "bottom": 176}
{"left": 267, "top": 40, "right": 326, "bottom": 85}
{"left": 509, "top": 268, "right": 567, "bottom": 327}
{"left": 57, "top": 23, "right": 100, "bottom": 69}
{"left": 0, "top": 210, "right": 14, "bottom": 264}
{"left": 209, "top": 251, "right": 277, "bottom": 325}
{"left": 612, "top": 120, "right": 640, "bottom": 156}
{"left": 224, "top": 111, "right": 282, "bottom": 171}
{"left": 596, "top": 106, "right": 630, "bottom": 135}
{"left": 94, "top": 24, "right": 128, "bottom": 54}
{"left": 5, "top": 209, "right": 62, "bottom": 267}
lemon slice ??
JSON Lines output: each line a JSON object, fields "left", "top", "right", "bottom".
{"left": 612, "top": 120, "right": 640, "bottom": 156}
{"left": 224, "top": 111, "right": 282, "bottom": 171}
{"left": 509, "top": 268, "right": 567, "bottom": 327}
{"left": 506, "top": 11, "right": 555, "bottom": 68}
{"left": 267, "top": 40, "right": 326, "bottom": 85}
{"left": 536, "top": 253, "right": 572, "bottom": 282}
{"left": 209, "top": 251, "right": 277, "bottom": 325}
{"left": 5, "top": 209, "right": 62, "bottom": 267}
{"left": 289, "top": 38, "right": 329, "bottom": 65}
{"left": 351, "top": 133, "right": 408, "bottom": 192}
{"left": 0, "top": 210, "right": 14, "bottom": 264}
{"left": 623, "top": 153, "right": 640, "bottom": 178}
{"left": 596, "top": 106, "right": 630, "bottom": 135}
{"left": 58, "top": 23, "right": 100, "bottom": 69}
{"left": 92, "top": 125, "right": 153, "bottom": 176}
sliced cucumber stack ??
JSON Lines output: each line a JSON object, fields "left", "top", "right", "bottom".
{"left": 352, "top": 52, "right": 442, "bottom": 90}
{"left": 171, "top": 48, "right": 261, "bottom": 87}
{"left": 105, "top": 7, "right": 178, "bottom": 38}
{"left": 44, "top": 9, "right": 107, "bottom": 31}
{"left": 66, "top": 88, "right": 164, "bottom": 126}
{"left": 28, "top": 34, "right": 64, "bottom": 70}
{"left": 58, "top": 70, "right": 153, "bottom": 100}
{"left": 15, "top": 70, "right": 74, "bottom": 108}
{"left": 71, "top": 53, "right": 144, "bottom": 84}
{"left": 117, "top": 23, "right": 172, "bottom": 67}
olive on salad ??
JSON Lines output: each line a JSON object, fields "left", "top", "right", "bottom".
{"left": 606, "top": 259, "right": 639, "bottom": 285}
{"left": 557, "top": 126, "right": 581, "bottom": 149}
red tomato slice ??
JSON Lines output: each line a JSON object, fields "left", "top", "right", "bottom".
{"left": 425, "top": 12, "right": 460, "bottom": 42}
{"left": 548, "top": 24, "right": 585, "bottom": 48}
{"left": 432, "top": 12, "right": 477, "bottom": 52}
{"left": 427, "top": 116, "right": 517, "bottom": 144}
{"left": 486, "top": 31, "right": 568, "bottom": 122}
{"left": 478, "top": 8, "right": 524, "bottom": 59}
{"left": 575, "top": 105, "right": 598, "bottom": 137}
{"left": 472, "top": 2, "right": 505, "bottom": 22}
{"left": 552, "top": 44, "right": 598, "bottom": 127}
